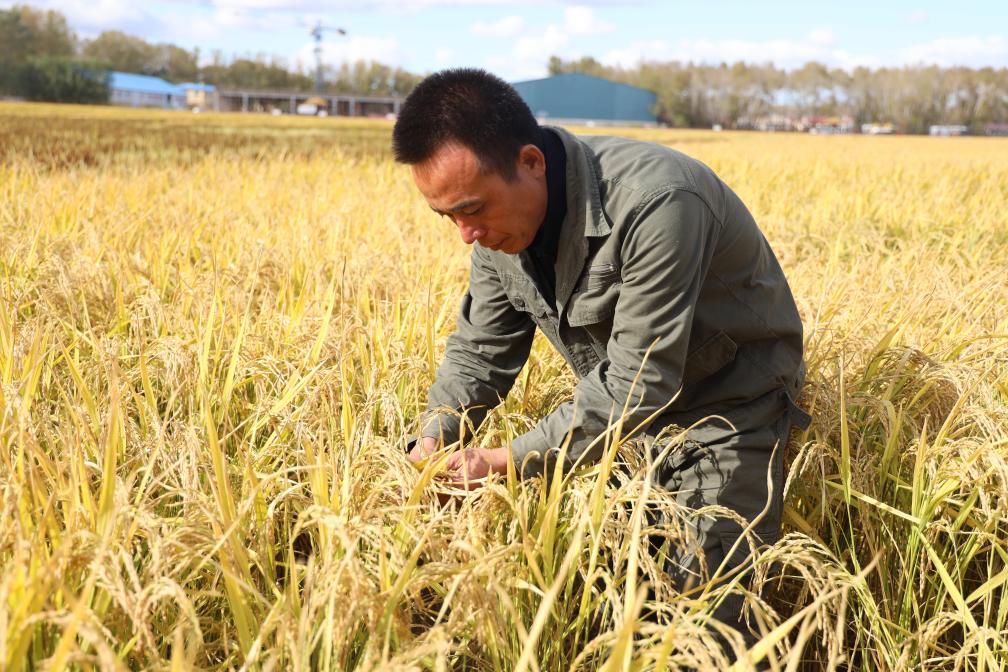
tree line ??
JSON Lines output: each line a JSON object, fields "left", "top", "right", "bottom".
{"left": 548, "top": 56, "right": 1008, "bottom": 134}
{"left": 3, "top": 3, "right": 1006, "bottom": 132}
{"left": 0, "top": 5, "right": 422, "bottom": 103}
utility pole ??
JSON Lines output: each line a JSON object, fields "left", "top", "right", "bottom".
{"left": 309, "top": 21, "right": 346, "bottom": 94}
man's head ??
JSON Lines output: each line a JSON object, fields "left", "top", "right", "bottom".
{"left": 392, "top": 68, "right": 549, "bottom": 254}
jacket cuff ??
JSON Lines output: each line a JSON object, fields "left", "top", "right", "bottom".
{"left": 510, "top": 424, "right": 560, "bottom": 480}
{"left": 420, "top": 412, "right": 463, "bottom": 446}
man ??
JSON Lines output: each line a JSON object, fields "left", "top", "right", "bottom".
{"left": 393, "top": 68, "right": 810, "bottom": 640}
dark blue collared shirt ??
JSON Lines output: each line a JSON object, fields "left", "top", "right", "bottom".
{"left": 526, "top": 127, "right": 567, "bottom": 312}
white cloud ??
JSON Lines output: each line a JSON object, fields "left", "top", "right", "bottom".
{"left": 807, "top": 27, "right": 835, "bottom": 46}
{"left": 434, "top": 47, "right": 456, "bottom": 66}
{"left": 484, "top": 6, "right": 614, "bottom": 79}
{"left": 599, "top": 31, "right": 1007, "bottom": 72}
{"left": 899, "top": 35, "right": 1007, "bottom": 67}
{"left": 602, "top": 33, "right": 1007, "bottom": 72}
{"left": 602, "top": 40, "right": 671, "bottom": 67}
{"left": 295, "top": 34, "right": 403, "bottom": 70}
{"left": 514, "top": 25, "right": 568, "bottom": 62}
{"left": 562, "top": 6, "right": 613, "bottom": 36}
{"left": 603, "top": 35, "right": 880, "bottom": 71}
{"left": 213, "top": 7, "right": 300, "bottom": 32}
{"left": 153, "top": 6, "right": 306, "bottom": 56}
{"left": 471, "top": 15, "right": 525, "bottom": 38}
{"left": 209, "top": 0, "right": 295, "bottom": 8}
{"left": 12, "top": 0, "right": 157, "bottom": 37}
{"left": 176, "top": 0, "right": 638, "bottom": 9}
{"left": 501, "top": 24, "right": 570, "bottom": 79}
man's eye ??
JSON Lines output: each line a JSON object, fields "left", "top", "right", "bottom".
{"left": 462, "top": 205, "right": 482, "bottom": 216}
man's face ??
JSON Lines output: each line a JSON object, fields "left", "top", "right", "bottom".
{"left": 411, "top": 141, "right": 548, "bottom": 255}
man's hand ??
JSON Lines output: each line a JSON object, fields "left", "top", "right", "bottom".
{"left": 408, "top": 436, "right": 440, "bottom": 463}
{"left": 444, "top": 447, "right": 509, "bottom": 490}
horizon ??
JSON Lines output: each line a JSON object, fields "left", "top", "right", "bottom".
{"left": 1, "top": 1, "right": 1005, "bottom": 81}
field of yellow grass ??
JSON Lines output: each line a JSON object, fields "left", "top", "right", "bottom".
{"left": 1, "top": 102, "right": 1006, "bottom": 670}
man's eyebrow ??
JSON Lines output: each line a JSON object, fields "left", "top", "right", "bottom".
{"left": 430, "top": 199, "right": 481, "bottom": 216}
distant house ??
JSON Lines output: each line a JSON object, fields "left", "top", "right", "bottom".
{"left": 929, "top": 124, "right": 968, "bottom": 137}
{"left": 511, "top": 73, "right": 658, "bottom": 126}
{"left": 805, "top": 115, "right": 855, "bottom": 134}
{"left": 861, "top": 122, "right": 895, "bottom": 135}
{"left": 736, "top": 113, "right": 801, "bottom": 132}
{"left": 295, "top": 96, "right": 329, "bottom": 116}
{"left": 178, "top": 82, "right": 218, "bottom": 111}
{"left": 109, "top": 72, "right": 184, "bottom": 109}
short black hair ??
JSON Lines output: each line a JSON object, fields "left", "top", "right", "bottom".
{"left": 392, "top": 68, "right": 540, "bottom": 181}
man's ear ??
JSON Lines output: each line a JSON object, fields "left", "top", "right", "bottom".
{"left": 516, "top": 143, "right": 546, "bottom": 177}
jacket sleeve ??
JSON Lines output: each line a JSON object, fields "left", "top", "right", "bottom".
{"left": 510, "top": 189, "right": 720, "bottom": 478}
{"left": 419, "top": 245, "right": 537, "bottom": 446}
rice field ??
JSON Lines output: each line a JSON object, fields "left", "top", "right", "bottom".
{"left": 1, "top": 101, "right": 1006, "bottom": 671}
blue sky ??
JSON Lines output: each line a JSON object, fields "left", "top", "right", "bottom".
{"left": 6, "top": 0, "right": 1007, "bottom": 80}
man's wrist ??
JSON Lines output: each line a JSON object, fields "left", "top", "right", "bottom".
{"left": 489, "top": 447, "right": 510, "bottom": 474}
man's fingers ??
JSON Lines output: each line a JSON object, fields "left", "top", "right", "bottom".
{"left": 407, "top": 442, "right": 429, "bottom": 462}
{"left": 408, "top": 437, "right": 442, "bottom": 463}
{"left": 450, "top": 474, "right": 488, "bottom": 491}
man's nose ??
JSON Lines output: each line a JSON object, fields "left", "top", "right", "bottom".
{"left": 456, "top": 218, "right": 485, "bottom": 245}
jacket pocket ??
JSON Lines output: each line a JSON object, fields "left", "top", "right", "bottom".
{"left": 508, "top": 294, "right": 547, "bottom": 318}
{"left": 501, "top": 274, "right": 548, "bottom": 318}
{"left": 585, "top": 262, "right": 621, "bottom": 289}
{"left": 567, "top": 263, "right": 621, "bottom": 326}
{"left": 573, "top": 262, "right": 621, "bottom": 293}
{"left": 683, "top": 330, "right": 737, "bottom": 386}
{"left": 567, "top": 279, "right": 620, "bottom": 326}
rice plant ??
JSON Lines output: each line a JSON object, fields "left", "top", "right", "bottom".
{"left": 1, "top": 102, "right": 1006, "bottom": 670}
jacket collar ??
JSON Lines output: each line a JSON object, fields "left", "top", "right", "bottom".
{"left": 501, "top": 126, "right": 611, "bottom": 313}
{"left": 547, "top": 126, "right": 611, "bottom": 312}
{"left": 550, "top": 126, "right": 610, "bottom": 239}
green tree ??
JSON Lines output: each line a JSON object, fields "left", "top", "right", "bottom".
{"left": 389, "top": 67, "right": 423, "bottom": 96}
{"left": 82, "top": 30, "right": 156, "bottom": 75}
{"left": 200, "top": 56, "right": 313, "bottom": 90}
{"left": 645, "top": 64, "right": 696, "bottom": 127}
{"left": 0, "top": 5, "right": 76, "bottom": 93}
{"left": 548, "top": 55, "right": 611, "bottom": 78}
{"left": 153, "top": 43, "right": 199, "bottom": 81}
{"left": 845, "top": 66, "right": 881, "bottom": 126}
{"left": 81, "top": 31, "right": 200, "bottom": 82}
{"left": 17, "top": 56, "right": 109, "bottom": 103}
{"left": 790, "top": 61, "right": 834, "bottom": 115}
{"left": 325, "top": 60, "right": 422, "bottom": 96}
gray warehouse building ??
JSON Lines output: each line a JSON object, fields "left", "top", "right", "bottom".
{"left": 511, "top": 72, "right": 658, "bottom": 126}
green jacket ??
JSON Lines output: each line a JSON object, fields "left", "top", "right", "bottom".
{"left": 419, "top": 127, "right": 806, "bottom": 478}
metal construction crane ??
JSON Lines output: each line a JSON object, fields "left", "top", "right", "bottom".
{"left": 309, "top": 20, "right": 346, "bottom": 93}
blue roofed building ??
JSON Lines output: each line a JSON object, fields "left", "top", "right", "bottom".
{"left": 511, "top": 73, "right": 658, "bottom": 126}
{"left": 109, "top": 72, "right": 185, "bottom": 108}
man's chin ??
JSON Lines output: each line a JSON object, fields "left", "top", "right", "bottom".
{"left": 501, "top": 238, "right": 533, "bottom": 255}
{"left": 479, "top": 237, "right": 521, "bottom": 254}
